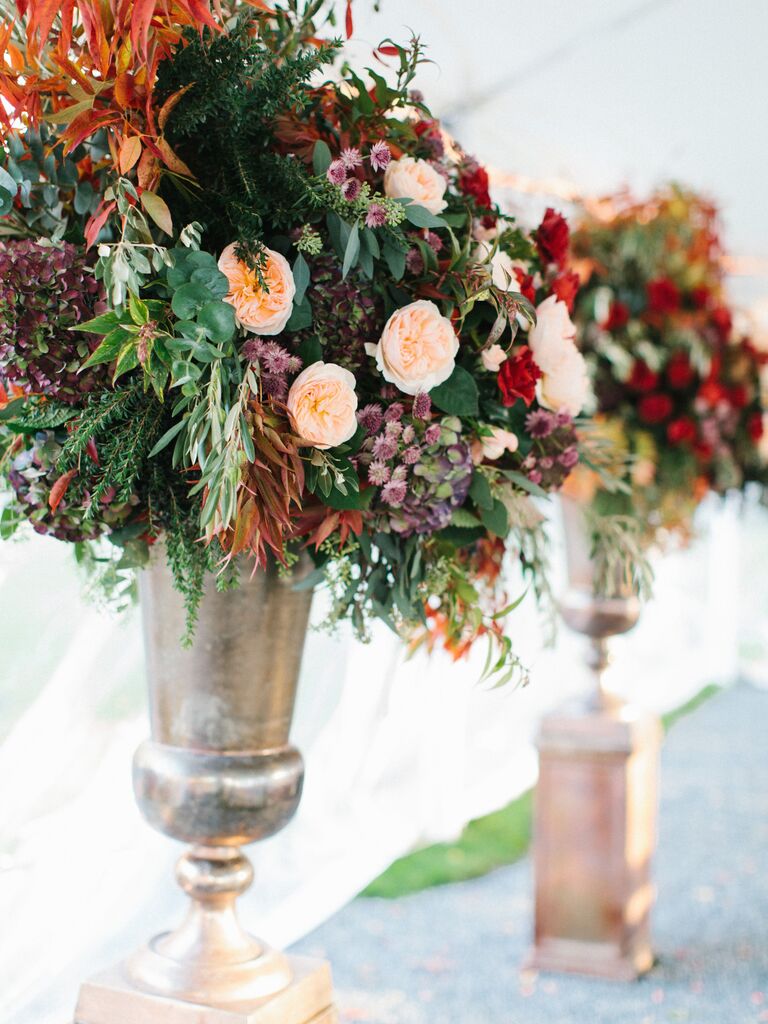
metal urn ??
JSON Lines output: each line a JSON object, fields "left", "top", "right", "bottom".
{"left": 74, "top": 547, "right": 337, "bottom": 1023}
{"left": 527, "top": 496, "right": 662, "bottom": 981}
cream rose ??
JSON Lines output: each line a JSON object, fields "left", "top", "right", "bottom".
{"left": 536, "top": 342, "right": 590, "bottom": 417}
{"left": 481, "top": 344, "right": 507, "bottom": 372}
{"left": 218, "top": 243, "right": 295, "bottom": 336}
{"left": 286, "top": 361, "right": 358, "bottom": 450}
{"left": 384, "top": 156, "right": 448, "bottom": 216}
{"left": 480, "top": 426, "right": 519, "bottom": 461}
{"left": 527, "top": 295, "right": 577, "bottom": 373}
{"left": 370, "top": 299, "right": 459, "bottom": 395}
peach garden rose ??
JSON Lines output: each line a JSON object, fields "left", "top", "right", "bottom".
{"left": 218, "top": 243, "right": 295, "bottom": 336}
{"left": 527, "top": 294, "right": 590, "bottom": 416}
{"left": 286, "top": 361, "right": 358, "bottom": 449}
{"left": 370, "top": 299, "right": 459, "bottom": 395}
{"left": 383, "top": 156, "right": 448, "bottom": 216}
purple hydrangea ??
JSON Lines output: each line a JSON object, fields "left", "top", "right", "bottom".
{"left": 0, "top": 240, "right": 108, "bottom": 403}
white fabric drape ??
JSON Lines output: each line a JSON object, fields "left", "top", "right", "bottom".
{"left": 0, "top": 493, "right": 760, "bottom": 1023}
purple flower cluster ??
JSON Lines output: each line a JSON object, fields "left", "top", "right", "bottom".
{"left": 326, "top": 141, "right": 392, "bottom": 202}
{"left": 521, "top": 410, "right": 580, "bottom": 488}
{"left": 0, "top": 240, "right": 107, "bottom": 403}
{"left": 242, "top": 338, "right": 302, "bottom": 400}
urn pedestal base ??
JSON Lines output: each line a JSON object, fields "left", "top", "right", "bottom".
{"left": 74, "top": 955, "right": 336, "bottom": 1024}
{"left": 527, "top": 703, "right": 661, "bottom": 981}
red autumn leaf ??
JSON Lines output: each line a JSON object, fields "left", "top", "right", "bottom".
{"left": 345, "top": 0, "right": 353, "bottom": 38}
{"left": 49, "top": 469, "right": 77, "bottom": 512}
{"left": 84, "top": 199, "right": 116, "bottom": 250}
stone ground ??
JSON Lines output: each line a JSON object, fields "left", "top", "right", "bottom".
{"left": 292, "top": 684, "right": 768, "bottom": 1023}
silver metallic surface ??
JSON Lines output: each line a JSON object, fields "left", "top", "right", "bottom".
{"left": 558, "top": 497, "right": 641, "bottom": 709}
{"left": 128, "top": 546, "right": 315, "bottom": 1006}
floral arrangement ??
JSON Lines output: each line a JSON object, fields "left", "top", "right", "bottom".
{"left": 569, "top": 185, "right": 767, "bottom": 538}
{"left": 0, "top": 0, "right": 613, "bottom": 679}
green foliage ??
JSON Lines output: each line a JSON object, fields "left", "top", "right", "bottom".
{"left": 155, "top": 18, "right": 338, "bottom": 254}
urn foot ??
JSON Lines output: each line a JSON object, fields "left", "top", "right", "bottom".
{"left": 73, "top": 956, "right": 337, "bottom": 1024}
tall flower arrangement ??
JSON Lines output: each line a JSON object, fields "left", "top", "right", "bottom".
{"left": 570, "top": 185, "right": 767, "bottom": 538}
{"left": 0, "top": 1, "right": 610, "bottom": 679}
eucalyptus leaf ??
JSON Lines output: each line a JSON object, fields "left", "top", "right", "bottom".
{"left": 430, "top": 365, "right": 479, "bottom": 416}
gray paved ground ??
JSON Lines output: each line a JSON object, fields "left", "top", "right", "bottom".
{"left": 292, "top": 684, "right": 768, "bottom": 1023}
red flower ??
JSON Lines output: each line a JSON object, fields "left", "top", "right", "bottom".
{"left": 646, "top": 277, "right": 680, "bottom": 314}
{"left": 690, "top": 286, "right": 711, "bottom": 309}
{"left": 497, "top": 346, "right": 542, "bottom": 407}
{"left": 666, "top": 352, "right": 695, "bottom": 389}
{"left": 710, "top": 305, "right": 732, "bottom": 340}
{"left": 601, "top": 301, "right": 630, "bottom": 332}
{"left": 628, "top": 360, "right": 659, "bottom": 392}
{"left": 748, "top": 412, "right": 765, "bottom": 442}
{"left": 693, "top": 440, "right": 714, "bottom": 462}
{"left": 667, "top": 417, "right": 697, "bottom": 445}
{"left": 458, "top": 164, "right": 492, "bottom": 209}
{"left": 638, "top": 393, "right": 673, "bottom": 424}
{"left": 551, "top": 271, "right": 580, "bottom": 312}
{"left": 535, "top": 207, "right": 570, "bottom": 268}
{"left": 514, "top": 268, "right": 536, "bottom": 303}
{"left": 728, "top": 384, "right": 749, "bottom": 409}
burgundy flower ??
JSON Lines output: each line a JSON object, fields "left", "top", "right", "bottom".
{"left": 458, "top": 164, "right": 492, "bottom": 209}
{"left": 327, "top": 159, "right": 347, "bottom": 185}
{"left": 667, "top": 416, "right": 697, "bottom": 445}
{"left": 498, "top": 347, "right": 542, "bottom": 408}
{"left": 413, "top": 392, "right": 432, "bottom": 419}
{"left": 638, "top": 393, "right": 674, "bottom": 424}
{"left": 365, "top": 203, "right": 387, "bottom": 229}
{"left": 627, "top": 360, "right": 659, "bottom": 392}
{"left": 666, "top": 352, "right": 695, "bottom": 389}
{"left": 513, "top": 269, "right": 536, "bottom": 303}
{"left": 601, "top": 301, "right": 630, "bottom": 332}
{"left": 646, "top": 277, "right": 680, "bottom": 314}
{"left": 748, "top": 412, "right": 764, "bottom": 442}
{"left": 369, "top": 141, "right": 391, "bottom": 172}
{"left": 535, "top": 208, "right": 570, "bottom": 268}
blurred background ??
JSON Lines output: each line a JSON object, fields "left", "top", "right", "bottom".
{"left": 2, "top": 2, "right": 768, "bottom": 1022}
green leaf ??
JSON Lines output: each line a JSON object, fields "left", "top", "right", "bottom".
{"left": 481, "top": 497, "right": 509, "bottom": 538}
{"left": 313, "top": 140, "right": 332, "bottom": 176}
{"left": 113, "top": 341, "right": 140, "bottom": 381}
{"left": 78, "top": 311, "right": 122, "bottom": 336}
{"left": 128, "top": 293, "right": 149, "bottom": 326}
{"left": 469, "top": 471, "right": 494, "bottom": 511}
{"left": 404, "top": 204, "right": 447, "bottom": 229}
{"left": 503, "top": 470, "right": 549, "bottom": 499}
{"left": 0, "top": 186, "right": 14, "bottom": 216}
{"left": 197, "top": 301, "right": 236, "bottom": 343}
{"left": 430, "top": 365, "right": 479, "bottom": 416}
{"left": 171, "top": 282, "right": 211, "bottom": 320}
{"left": 148, "top": 417, "right": 187, "bottom": 458}
{"left": 298, "top": 335, "right": 322, "bottom": 365}
{"left": 324, "top": 484, "right": 374, "bottom": 511}
{"left": 293, "top": 252, "right": 310, "bottom": 305}
{"left": 285, "top": 296, "right": 312, "bottom": 332}
{"left": 451, "top": 507, "right": 482, "bottom": 528}
{"left": 342, "top": 222, "right": 360, "bottom": 279}
{"left": 81, "top": 327, "right": 132, "bottom": 369}
{"left": 383, "top": 243, "right": 406, "bottom": 281}
{"left": 190, "top": 265, "right": 229, "bottom": 298}
{"left": 141, "top": 191, "right": 173, "bottom": 236}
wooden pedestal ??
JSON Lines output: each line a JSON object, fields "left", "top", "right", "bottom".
{"left": 74, "top": 956, "right": 337, "bottom": 1024}
{"left": 527, "top": 704, "right": 662, "bottom": 980}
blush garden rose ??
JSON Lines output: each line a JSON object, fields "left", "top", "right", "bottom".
{"left": 371, "top": 299, "right": 458, "bottom": 396}
{"left": 383, "top": 156, "right": 448, "bottom": 216}
{"left": 528, "top": 295, "right": 589, "bottom": 416}
{"left": 286, "top": 361, "right": 358, "bottom": 449}
{"left": 218, "top": 244, "right": 296, "bottom": 336}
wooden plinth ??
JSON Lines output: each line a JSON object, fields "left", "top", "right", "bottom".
{"left": 527, "top": 703, "right": 662, "bottom": 980}
{"left": 74, "top": 956, "right": 337, "bottom": 1024}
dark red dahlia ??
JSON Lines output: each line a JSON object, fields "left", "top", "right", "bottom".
{"left": 638, "top": 393, "right": 673, "bottom": 424}
{"left": 627, "top": 360, "right": 659, "bottom": 392}
{"left": 459, "top": 164, "right": 492, "bottom": 210}
{"left": 497, "top": 347, "right": 542, "bottom": 407}
{"left": 601, "top": 301, "right": 630, "bottom": 332}
{"left": 666, "top": 352, "right": 695, "bottom": 389}
{"left": 646, "top": 277, "right": 680, "bottom": 315}
{"left": 535, "top": 208, "right": 570, "bottom": 268}
{"left": 667, "top": 417, "right": 697, "bottom": 445}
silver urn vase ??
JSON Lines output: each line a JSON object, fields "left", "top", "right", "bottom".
{"left": 74, "top": 547, "right": 337, "bottom": 1023}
